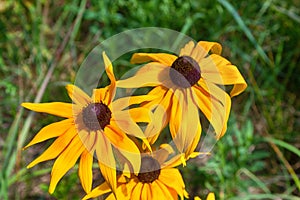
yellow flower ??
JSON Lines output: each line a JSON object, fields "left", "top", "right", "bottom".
{"left": 22, "top": 52, "right": 151, "bottom": 194}
{"left": 117, "top": 41, "right": 247, "bottom": 160}
{"left": 195, "top": 192, "right": 215, "bottom": 200}
{"left": 82, "top": 145, "right": 188, "bottom": 200}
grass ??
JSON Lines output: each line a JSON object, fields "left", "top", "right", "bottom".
{"left": 0, "top": 0, "right": 299, "bottom": 199}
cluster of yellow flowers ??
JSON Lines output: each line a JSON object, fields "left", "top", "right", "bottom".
{"left": 22, "top": 40, "right": 247, "bottom": 199}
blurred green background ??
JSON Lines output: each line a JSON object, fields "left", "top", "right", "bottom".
{"left": 0, "top": 0, "right": 299, "bottom": 199}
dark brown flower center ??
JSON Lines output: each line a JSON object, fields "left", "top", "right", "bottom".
{"left": 82, "top": 102, "right": 112, "bottom": 130}
{"left": 137, "top": 156, "right": 161, "bottom": 183}
{"left": 169, "top": 56, "right": 201, "bottom": 88}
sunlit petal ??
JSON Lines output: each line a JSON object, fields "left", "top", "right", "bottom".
{"left": 200, "top": 54, "right": 247, "bottom": 97}
{"left": 22, "top": 102, "right": 74, "bottom": 118}
{"left": 131, "top": 53, "right": 177, "bottom": 66}
{"left": 179, "top": 41, "right": 195, "bottom": 56}
{"left": 156, "top": 180, "right": 174, "bottom": 200}
{"left": 24, "top": 119, "right": 73, "bottom": 149}
{"left": 79, "top": 150, "right": 94, "bottom": 193}
{"left": 117, "top": 63, "right": 170, "bottom": 88}
{"left": 96, "top": 132, "right": 117, "bottom": 193}
{"left": 49, "top": 135, "right": 86, "bottom": 194}
{"left": 103, "top": 52, "right": 116, "bottom": 104}
{"left": 82, "top": 181, "right": 111, "bottom": 200}
{"left": 27, "top": 126, "right": 77, "bottom": 168}
{"left": 198, "top": 41, "right": 222, "bottom": 55}
{"left": 65, "top": 84, "right": 91, "bottom": 106}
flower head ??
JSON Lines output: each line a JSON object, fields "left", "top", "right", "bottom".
{"left": 117, "top": 41, "right": 247, "bottom": 161}
{"left": 22, "top": 52, "right": 151, "bottom": 194}
{"left": 83, "top": 145, "right": 188, "bottom": 200}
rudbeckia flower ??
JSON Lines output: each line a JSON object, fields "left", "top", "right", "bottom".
{"left": 22, "top": 52, "right": 151, "bottom": 194}
{"left": 82, "top": 145, "right": 188, "bottom": 200}
{"left": 117, "top": 41, "right": 247, "bottom": 161}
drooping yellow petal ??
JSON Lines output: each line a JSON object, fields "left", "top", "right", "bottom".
{"left": 27, "top": 126, "right": 77, "bottom": 168}
{"left": 103, "top": 52, "right": 116, "bottom": 104}
{"left": 198, "top": 41, "right": 222, "bottom": 55}
{"left": 82, "top": 181, "right": 112, "bottom": 200}
{"left": 130, "top": 53, "right": 177, "bottom": 66}
{"left": 117, "top": 63, "right": 170, "bottom": 88}
{"left": 184, "top": 116, "right": 201, "bottom": 159}
{"left": 195, "top": 80, "right": 232, "bottom": 138}
{"left": 158, "top": 168, "right": 186, "bottom": 200}
{"left": 111, "top": 113, "right": 151, "bottom": 151}
{"left": 161, "top": 154, "right": 184, "bottom": 169}
{"left": 65, "top": 84, "right": 91, "bottom": 107}
{"left": 200, "top": 54, "right": 247, "bottom": 97}
{"left": 171, "top": 89, "right": 199, "bottom": 154}
{"left": 49, "top": 135, "right": 86, "bottom": 194}
{"left": 22, "top": 102, "right": 74, "bottom": 118}
{"left": 169, "top": 89, "right": 183, "bottom": 140}
{"left": 24, "top": 118, "right": 74, "bottom": 149}
{"left": 104, "top": 126, "right": 141, "bottom": 174}
{"left": 79, "top": 150, "right": 94, "bottom": 193}
{"left": 96, "top": 131, "right": 117, "bottom": 194}
{"left": 112, "top": 94, "right": 158, "bottom": 110}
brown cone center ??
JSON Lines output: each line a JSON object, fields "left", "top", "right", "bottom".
{"left": 169, "top": 56, "right": 201, "bottom": 88}
{"left": 137, "top": 156, "right": 161, "bottom": 183}
{"left": 82, "top": 102, "right": 112, "bottom": 130}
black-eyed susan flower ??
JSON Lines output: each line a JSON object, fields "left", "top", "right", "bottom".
{"left": 82, "top": 145, "right": 188, "bottom": 200}
{"left": 22, "top": 52, "right": 151, "bottom": 194}
{"left": 117, "top": 41, "right": 247, "bottom": 161}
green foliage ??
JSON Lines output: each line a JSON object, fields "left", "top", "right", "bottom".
{"left": 0, "top": 0, "right": 299, "bottom": 199}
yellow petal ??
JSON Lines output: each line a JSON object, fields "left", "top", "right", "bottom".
{"left": 112, "top": 95, "right": 158, "bottom": 111}
{"left": 22, "top": 102, "right": 74, "bottom": 118}
{"left": 184, "top": 115, "right": 201, "bottom": 159}
{"left": 117, "top": 63, "right": 169, "bottom": 88}
{"left": 130, "top": 53, "right": 177, "bottom": 66}
{"left": 96, "top": 132, "right": 117, "bottom": 194}
{"left": 104, "top": 126, "right": 141, "bottom": 174}
{"left": 82, "top": 181, "right": 111, "bottom": 200}
{"left": 156, "top": 180, "right": 174, "bottom": 200}
{"left": 92, "top": 87, "right": 109, "bottom": 104}
{"left": 206, "top": 193, "right": 216, "bottom": 200}
{"left": 161, "top": 154, "right": 183, "bottom": 168}
{"left": 169, "top": 89, "right": 183, "bottom": 140}
{"left": 194, "top": 197, "right": 202, "bottom": 200}
{"left": 151, "top": 181, "right": 166, "bottom": 200}
{"left": 179, "top": 41, "right": 195, "bottom": 57}
{"left": 144, "top": 100, "right": 170, "bottom": 144}
{"left": 111, "top": 113, "right": 151, "bottom": 151}
{"left": 141, "top": 183, "right": 152, "bottom": 200}
{"left": 158, "top": 168, "right": 186, "bottom": 200}
{"left": 201, "top": 54, "right": 247, "bottom": 97}
{"left": 24, "top": 119, "right": 73, "bottom": 149}
{"left": 103, "top": 52, "right": 116, "bottom": 104}
{"left": 171, "top": 89, "right": 199, "bottom": 154}
{"left": 65, "top": 84, "right": 91, "bottom": 106}
{"left": 131, "top": 182, "right": 143, "bottom": 200}
{"left": 27, "top": 126, "right": 77, "bottom": 168}
{"left": 49, "top": 135, "right": 86, "bottom": 194}
{"left": 79, "top": 150, "right": 94, "bottom": 193}
{"left": 198, "top": 41, "right": 222, "bottom": 55}
{"left": 194, "top": 80, "right": 231, "bottom": 138}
